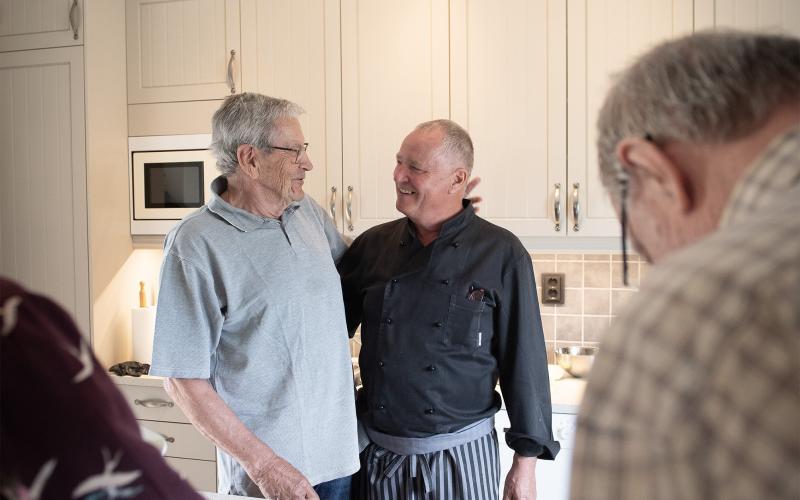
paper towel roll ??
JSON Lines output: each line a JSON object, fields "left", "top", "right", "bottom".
{"left": 131, "top": 307, "right": 157, "bottom": 364}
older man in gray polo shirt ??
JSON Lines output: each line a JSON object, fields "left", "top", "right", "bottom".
{"left": 150, "top": 93, "right": 359, "bottom": 499}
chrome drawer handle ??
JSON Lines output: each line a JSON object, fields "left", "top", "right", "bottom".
{"left": 134, "top": 398, "right": 174, "bottom": 408}
{"left": 572, "top": 182, "right": 580, "bottom": 232}
{"left": 227, "top": 50, "right": 237, "bottom": 94}
{"left": 553, "top": 183, "right": 561, "bottom": 232}
{"left": 69, "top": 0, "right": 80, "bottom": 40}
{"left": 329, "top": 186, "right": 337, "bottom": 221}
{"left": 345, "top": 186, "right": 354, "bottom": 231}
{"left": 159, "top": 432, "right": 176, "bottom": 443}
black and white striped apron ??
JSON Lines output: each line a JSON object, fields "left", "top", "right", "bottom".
{"left": 353, "top": 424, "right": 500, "bottom": 500}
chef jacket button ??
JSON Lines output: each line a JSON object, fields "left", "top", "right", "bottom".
{"left": 452, "top": 241, "right": 460, "bottom": 248}
{"left": 434, "top": 321, "right": 443, "bottom": 328}
{"left": 424, "top": 408, "right": 435, "bottom": 415}
{"left": 385, "top": 317, "right": 393, "bottom": 325}
{"left": 378, "top": 360, "right": 384, "bottom": 367}
{"left": 427, "top": 365, "right": 437, "bottom": 372}
{"left": 399, "top": 240, "right": 407, "bottom": 247}
{"left": 378, "top": 404, "right": 386, "bottom": 410}
{"left": 441, "top": 279, "right": 450, "bottom": 285}
{"left": 391, "top": 278, "right": 398, "bottom": 284}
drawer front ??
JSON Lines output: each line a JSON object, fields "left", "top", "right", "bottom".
{"left": 139, "top": 420, "right": 216, "bottom": 461}
{"left": 117, "top": 384, "right": 190, "bottom": 423}
{"left": 552, "top": 413, "right": 577, "bottom": 450}
{"left": 165, "top": 457, "right": 217, "bottom": 492}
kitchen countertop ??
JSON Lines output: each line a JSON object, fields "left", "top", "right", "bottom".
{"left": 111, "top": 365, "right": 587, "bottom": 414}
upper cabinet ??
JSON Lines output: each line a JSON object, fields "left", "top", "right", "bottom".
{"left": 695, "top": 0, "right": 800, "bottom": 35}
{"left": 126, "top": 0, "right": 241, "bottom": 103}
{"left": 0, "top": 0, "right": 83, "bottom": 52}
{"left": 450, "top": 0, "right": 567, "bottom": 238}
{"left": 339, "top": 0, "right": 450, "bottom": 234}
{"left": 566, "top": 0, "right": 693, "bottom": 237}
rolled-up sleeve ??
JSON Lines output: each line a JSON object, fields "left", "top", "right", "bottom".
{"left": 496, "top": 254, "right": 560, "bottom": 459}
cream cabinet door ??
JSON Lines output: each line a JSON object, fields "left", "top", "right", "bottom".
{"left": 340, "top": 0, "right": 450, "bottom": 236}
{"left": 567, "top": 0, "right": 694, "bottom": 237}
{"left": 240, "top": 0, "right": 341, "bottom": 214}
{"left": 0, "top": 0, "right": 82, "bottom": 52}
{"left": 0, "top": 46, "right": 90, "bottom": 335}
{"left": 450, "top": 0, "right": 567, "bottom": 238}
{"left": 126, "top": 0, "right": 241, "bottom": 104}
{"left": 694, "top": 0, "right": 800, "bottom": 35}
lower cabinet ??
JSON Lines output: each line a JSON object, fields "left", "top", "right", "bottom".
{"left": 114, "top": 378, "right": 218, "bottom": 492}
{"left": 496, "top": 409, "right": 576, "bottom": 500}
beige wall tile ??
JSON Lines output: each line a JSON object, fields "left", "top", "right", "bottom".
{"left": 555, "top": 261, "right": 583, "bottom": 288}
{"left": 583, "top": 316, "right": 611, "bottom": 342}
{"left": 556, "top": 315, "right": 582, "bottom": 342}
{"left": 532, "top": 253, "right": 556, "bottom": 261}
{"left": 541, "top": 314, "right": 555, "bottom": 342}
{"left": 584, "top": 261, "right": 611, "bottom": 288}
{"left": 556, "top": 288, "right": 582, "bottom": 314}
{"left": 545, "top": 341, "right": 556, "bottom": 364}
{"left": 611, "top": 289, "right": 637, "bottom": 315}
{"left": 583, "top": 289, "right": 611, "bottom": 315}
{"left": 556, "top": 253, "right": 584, "bottom": 261}
{"left": 611, "top": 261, "right": 639, "bottom": 289}
{"left": 583, "top": 253, "right": 611, "bottom": 261}
{"left": 533, "top": 260, "right": 556, "bottom": 276}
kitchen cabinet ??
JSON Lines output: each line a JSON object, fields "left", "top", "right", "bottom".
{"left": 125, "top": 0, "right": 241, "bottom": 104}
{"left": 114, "top": 376, "right": 218, "bottom": 492}
{"left": 0, "top": 0, "right": 83, "bottom": 52}
{"left": 0, "top": 45, "right": 90, "bottom": 335}
{"left": 496, "top": 409, "right": 576, "bottom": 500}
{"left": 694, "top": 0, "right": 800, "bottom": 34}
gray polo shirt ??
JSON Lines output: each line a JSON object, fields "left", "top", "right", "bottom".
{"left": 150, "top": 177, "right": 359, "bottom": 495}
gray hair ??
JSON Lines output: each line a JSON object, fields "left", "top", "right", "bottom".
{"left": 210, "top": 93, "right": 304, "bottom": 175}
{"left": 597, "top": 30, "right": 800, "bottom": 201}
{"left": 415, "top": 119, "right": 475, "bottom": 173}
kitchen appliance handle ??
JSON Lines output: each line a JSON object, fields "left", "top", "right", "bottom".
{"left": 553, "top": 183, "right": 561, "bottom": 232}
{"left": 572, "top": 182, "right": 580, "bottom": 232}
{"left": 134, "top": 398, "right": 174, "bottom": 409}
{"left": 226, "top": 50, "right": 237, "bottom": 94}
{"left": 69, "top": 0, "right": 80, "bottom": 40}
{"left": 328, "top": 186, "right": 337, "bottom": 221}
{"left": 345, "top": 186, "right": 354, "bottom": 232}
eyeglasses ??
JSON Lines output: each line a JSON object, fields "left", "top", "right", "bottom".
{"left": 267, "top": 143, "right": 309, "bottom": 164}
{"left": 618, "top": 173, "right": 630, "bottom": 287}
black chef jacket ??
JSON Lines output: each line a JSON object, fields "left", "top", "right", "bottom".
{"left": 338, "top": 201, "right": 559, "bottom": 459}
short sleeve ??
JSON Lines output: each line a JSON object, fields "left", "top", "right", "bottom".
{"left": 149, "top": 252, "right": 224, "bottom": 379}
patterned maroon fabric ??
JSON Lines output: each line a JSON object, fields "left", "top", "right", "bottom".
{"left": 0, "top": 278, "right": 203, "bottom": 499}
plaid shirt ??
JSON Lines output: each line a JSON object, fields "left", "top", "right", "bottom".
{"left": 570, "top": 126, "right": 800, "bottom": 500}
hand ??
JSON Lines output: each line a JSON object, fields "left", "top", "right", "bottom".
{"left": 502, "top": 454, "right": 537, "bottom": 500}
{"left": 465, "top": 176, "right": 483, "bottom": 212}
{"left": 248, "top": 453, "right": 319, "bottom": 500}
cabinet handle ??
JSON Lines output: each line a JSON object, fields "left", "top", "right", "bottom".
{"left": 553, "top": 183, "right": 561, "bottom": 232}
{"left": 345, "top": 186, "right": 354, "bottom": 232}
{"left": 571, "top": 182, "right": 580, "bottom": 232}
{"left": 134, "top": 398, "right": 174, "bottom": 408}
{"left": 158, "top": 432, "right": 176, "bottom": 443}
{"left": 226, "top": 50, "right": 237, "bottom": 94}
{"left": 69, "top": 0, "right": 80, "bottom": 40}
{"left": 328, "top": 186, "right": 337, "bottom": 221}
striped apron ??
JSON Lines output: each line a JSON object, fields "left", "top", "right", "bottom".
{"left": 353, "top": 418, "right": 500, "bottom": 500}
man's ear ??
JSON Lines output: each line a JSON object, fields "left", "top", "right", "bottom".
{"left": 449, "top": 167, "right": 469, "bottom": 194}
{"left": 236, "top": 144, "right": 260, "bottom": 180}
{"left": 616, "top": 137, "right": 692, "bottom": 213}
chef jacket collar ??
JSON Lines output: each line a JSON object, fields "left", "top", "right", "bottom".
{"left": 404, "top": 199, "right": 475, "bottom": 244}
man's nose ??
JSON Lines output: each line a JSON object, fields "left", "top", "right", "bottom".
{"left": 393, "top": 164, "right": 404, "bottom": 182}
{"left": 300, "top": 154, "right": 313, "bottom": 171}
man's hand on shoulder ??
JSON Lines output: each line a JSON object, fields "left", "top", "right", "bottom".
{"left": 466, "top": 176, "right": 483, "bottom": 212}
{"left": 248, "top": 453, "right": 319, "bottom": 500}
{"left": 502, "top": 453, "right": 537, "bottom": 500}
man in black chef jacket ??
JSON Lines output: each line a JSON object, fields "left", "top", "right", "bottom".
{"left": 338, "top": 119, "right": 559, "bottom": 500}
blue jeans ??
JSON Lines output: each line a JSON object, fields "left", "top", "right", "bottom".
{"left": 313, "top": 475, "right": 351, "bottom": 500}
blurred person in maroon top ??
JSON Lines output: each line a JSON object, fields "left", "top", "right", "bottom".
{"left": 0, "top": 277, "right": 202, "bottom": 500}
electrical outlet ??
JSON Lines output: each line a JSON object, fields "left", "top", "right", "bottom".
{"left": 541, "top": 273, "right": 565, "bottom": 304}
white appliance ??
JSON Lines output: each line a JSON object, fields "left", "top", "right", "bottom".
{"left": 129, "top": 134, "right": 216, "bottom": 235}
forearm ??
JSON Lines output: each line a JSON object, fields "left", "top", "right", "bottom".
{"left": 164, "top": 378, "right": 274, "bottom": 470}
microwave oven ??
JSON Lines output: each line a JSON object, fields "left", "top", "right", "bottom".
{"left": 129, "top": 134, "right": 217, "bottom": 235}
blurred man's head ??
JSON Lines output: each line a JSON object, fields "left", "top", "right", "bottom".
{"left": 597, "top": 31, "right": 800, "bottom": 263}
{"left": 393, "top": 119, "right": 473, "bottom": 229}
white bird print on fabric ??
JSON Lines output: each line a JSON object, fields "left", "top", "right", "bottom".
{"left": 0, "top": 458, "right": 58, "bottom": 500}
{"left": 71, "top": 448, "right": 143, "bottom": 499}
{"left": 63, "top": 337, "right": 94, "bottom": 384}
{"left": 1, "top": 295, "right": 22, "bottom": 336}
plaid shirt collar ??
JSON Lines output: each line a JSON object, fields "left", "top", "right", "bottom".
{"left": 720, "top": 125, "right": 800, "bottom": 227}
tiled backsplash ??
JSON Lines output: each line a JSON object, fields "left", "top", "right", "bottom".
{"left": 349, "top": 252, "right": 647, "bottom": 361}
{"left": 532, "top": 252, "right": 646, "bottom": 363}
